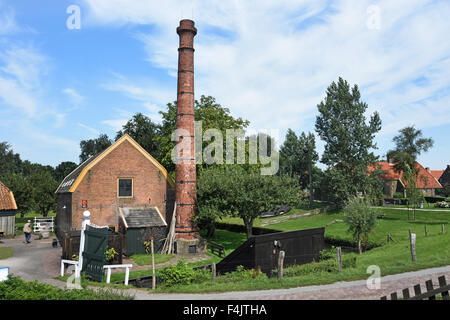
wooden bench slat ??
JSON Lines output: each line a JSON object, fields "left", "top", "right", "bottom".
{"left": 402, "top": 288, "right": 410, "bottom": 299}
{"left": 438, "top": 276, "right": 449, "bottom": 300}
{"left": 425, "top": 280, "right": 435, "bottom": 300}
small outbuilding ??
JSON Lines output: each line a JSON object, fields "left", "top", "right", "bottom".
{"left": 119, "top": 206, "right": 168, "bottom": 256}
{"left": 0, "top": 181, "right": 17, "bottom": 237}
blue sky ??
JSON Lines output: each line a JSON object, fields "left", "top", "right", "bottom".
{"left": 0, "top": 0, "right": 449, "bottom": 171}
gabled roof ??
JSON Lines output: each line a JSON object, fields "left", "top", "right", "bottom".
{"left": 119, "top": 207, "right": 167, "bottom": 228}
{"left": 0, "top": 181, "right": 17, "bottom": 211}
{"left": 369, "top": 161, "right": 443, "bottom": 189}
{"left": 430, "top": 170, "right": 444, "bottom": 181}
{"left": 55, "top": 134, "right": 175, "bottom": 193}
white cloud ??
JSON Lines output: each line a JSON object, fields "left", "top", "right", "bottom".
{"left": 81, "top": 0, "right": 450, "bottom": 139}
{"left": 63, "top": 88, "right": 85, "bottom": 107}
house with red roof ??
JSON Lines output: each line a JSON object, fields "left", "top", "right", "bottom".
{"left": 368, "top": 160, "right": 443, "bottom": 198}
{"left": 0, "top": 181, "right": 17, "bottom": 236}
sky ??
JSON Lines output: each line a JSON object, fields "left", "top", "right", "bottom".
{"left": 0, "top": 0, "right": 449, "bottom": 171}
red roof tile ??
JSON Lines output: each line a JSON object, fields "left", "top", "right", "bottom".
{"left": 430, "top": 170, "right": 444, "bottom": 181}
{"left": 369, "top": 161, "right": 442, "bottom": 189}
{"left": 0, "top": 181, "right": 17, "bottom": 211}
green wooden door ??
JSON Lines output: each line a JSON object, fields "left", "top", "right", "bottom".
{"left": 82, "top": 225, "right": 108, "bottom": 282}
{"left": 126, "top": 228, "right": 146, "bottom": 255}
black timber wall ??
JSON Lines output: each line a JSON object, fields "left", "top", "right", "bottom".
{"left": 216, "top": 227, "right": 325, "bottom": 275}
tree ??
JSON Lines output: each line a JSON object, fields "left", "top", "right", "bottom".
{"left": 29, "top": 171, "right": 58, "bottom": 217}
{"left": 2, "top": 173, "right": 34, "bottom": 217}
{"left": 53, "top": 161, "right": 78, "bottom": 183}
{"left": 79, "top": 134, "right": 112, "bottom": 163}
{"left": 158, "top": 95, "right": 249, "bottom": 174}
{"left": 197, "top": 165, "right": 305, "bottom": 238}
{"left": 343, "top": 196, "right": 377, "bottom": 254}
{"left": 315, "top": 77, "right": 382, "bottom": 206}
{"left": 0, "top": 142, "right": 22, "bottom": 179}
{"left": 115, "top": 113, "right": 161, "bottom": 159}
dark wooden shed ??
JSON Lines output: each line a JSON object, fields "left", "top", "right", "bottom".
{"left": 119, "top": 206, "right": 167, "bottom": 256}
{"left": 216, "top": 227, "right": 325, "bottom": 275}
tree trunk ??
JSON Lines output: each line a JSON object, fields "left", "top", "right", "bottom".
{"left": 243, "top": 218, "right": 254, "bottom": 239}
{"left": 358, "top": 234, "right": 362, "bottom": 254}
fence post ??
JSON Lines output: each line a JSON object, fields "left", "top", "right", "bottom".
{"left": 211, "top": 262, "right": 216, "bottom": 282}
{"left": 424, "top": 225, "right": 427, "bottom": 237}
{"left": 442, "top": 224, "right": 445, "bottom": 234}
{"left": 336, "top": 247, "right": 342, "bottom": 272}
{"left": 78, "top": 211, "right": 91, "bottom": 273}
{"left": 151, "top": 238, "right": 156, "bottom": 290}
{"left": 278, "top": 251, "right": 285, "bottom": 279}
{"left": 410, "top": 233, "right": 416, "bottom": 262}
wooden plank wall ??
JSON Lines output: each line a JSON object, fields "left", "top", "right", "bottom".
{"left": 0, "top": 215, "right": 15, "bottom": 236}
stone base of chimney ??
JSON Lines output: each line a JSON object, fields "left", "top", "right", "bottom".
{"left": 175, "top": 238, "right": 207, "bottom": 255}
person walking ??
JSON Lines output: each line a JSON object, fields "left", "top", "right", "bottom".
{"left": 23, "top": 220, "right": 32, "bottom": 244}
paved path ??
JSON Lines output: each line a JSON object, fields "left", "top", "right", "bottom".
{"left": 0, "top": 236, "right": 64, "bottom": 287}
{"left": 128, "top": 265, "right": 450, "bottom": 300}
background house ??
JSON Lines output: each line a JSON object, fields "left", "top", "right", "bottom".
{"left": 0, "top": 181, "right": 17, "bottom": 236}
{"left": 369, "top": 161, "right": 443, "bottom": 198}
{"left": 55, "top": 134, "right": 175, "bottom": 248}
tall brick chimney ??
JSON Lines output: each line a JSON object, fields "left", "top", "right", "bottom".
{"left": 174, "top": 19, "right": 205, "bottom": 254}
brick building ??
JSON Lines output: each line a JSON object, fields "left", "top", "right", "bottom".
{"left": 55, "top": 134, "right": 175, "bottom": 240}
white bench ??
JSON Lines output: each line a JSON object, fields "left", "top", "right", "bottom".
{"left": 103, "top": 264, "right": 133, "bottom": 285}
{"left": 60, "top": 259, "right": 80, "bottom": 278}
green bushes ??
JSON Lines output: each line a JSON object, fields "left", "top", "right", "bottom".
{"left": 159, "top": 259, "right": 196, "bottom": 286}
{"left": 217, "top": 265, "right": 267, "bottom": 283}
{"left": 273, "top": 255, "right": 357, "bottom": 278}
{"left": 0, "top": 275, "right": 133, "bottom": 300}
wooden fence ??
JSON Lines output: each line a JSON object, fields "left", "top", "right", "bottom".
{"left": 61, "top": 230, "right": 123, "bottom": 264}
{"left": 209, "top": 241, "right": 226, "bottom": 258}
{"left": 381, "top": 275, "right": 449, "bottom": 300}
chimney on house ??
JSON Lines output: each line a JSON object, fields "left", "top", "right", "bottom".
{"left": 426, "top": 167, "right": 431, "bottom": 173}
{"left": 174, "top": 19, "right": 205, "bottom": 254}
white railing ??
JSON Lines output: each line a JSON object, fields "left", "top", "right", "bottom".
{"left": 60, "top": 259, "right": 80, "bottom": 278}
{"left": 103, "top": 264, "right": 133, "bottom": 286}
{"left": 34, "top": 217, "right": 54, "bottom": 234}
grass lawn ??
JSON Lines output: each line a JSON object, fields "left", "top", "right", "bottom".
{"left": 130, "top": 254, "right": 174, "bottom": 266}
{"left": 0, "top": 247, "right": 13, "bottom": 260}
{"left": 220, "top": 202, "right": 331, "bottom": 227}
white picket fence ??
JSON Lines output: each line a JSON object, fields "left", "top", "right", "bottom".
{"left": 33, "top": 217, "right": 54, "bottom": 234}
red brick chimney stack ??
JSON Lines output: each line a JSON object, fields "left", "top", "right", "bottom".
{"left": 175, "top": 19, "right": 200, "bottom": 241}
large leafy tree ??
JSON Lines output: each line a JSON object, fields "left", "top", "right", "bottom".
{"left": 158, "top": 95, "right": 249, "bottom": 174}
{"left": 79, "top": 134, "right": 112, "bottom": 163}
{"left": 388, "top": 125, "right": 434, "bottom": 181}
{"left": 53, "top": 161, "right": 78, "bottom": 183}
{"left": 279, "top": 130, "right": 319, "bottom": 189}
{"left": 197, "top": 165, "right": 305, "bottom": 238}
{"left": 315, "top": 77, "right": 382, "bottom": 206}
{"left": 115, "top": 113, "right": 161, "bottom": 159}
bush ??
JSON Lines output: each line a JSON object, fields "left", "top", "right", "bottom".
{"left": 218, "top": 265, "right": 268, "bottom": 283}
{"left": 158, "top": 259, "right": 195, "bottom": 287}
{"left": 319, "top": 246, "right": 336, "bottom": 261}
{"left": 274, "top": 255, "right": 357, "bottom": 278}
{"left": 0, "top": 274, "right": 133, "bottom": 300}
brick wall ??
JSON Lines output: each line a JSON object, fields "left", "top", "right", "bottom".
{"left": 70, "top": 140, "right": 175, "bottom": 230}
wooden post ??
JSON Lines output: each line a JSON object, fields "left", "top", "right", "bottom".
{"left": 277, "top": 251, "right": 285, "bottom": 279}
{"left": 211, "top": 262, "right": 216, "bottom": 282}
{"left": 410, "top": 233, "right": 416, "bottom": 262}
{"left": 336, "top": 247, "right": 342, "bottom": 272}
{"left": 424, "top": 225, "right": 427, "bottom": 237}
{"left": 442, "top": 224, "right": 445, "bottom": 234}
{"left": 151, "top": 238, "right": 156, "bottom": 290}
